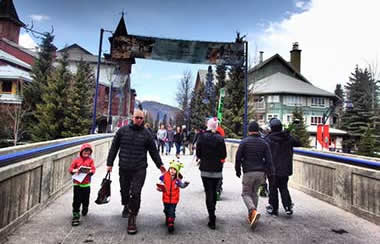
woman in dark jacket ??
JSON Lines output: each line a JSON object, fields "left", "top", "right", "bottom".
{"left": 196, "top": 118, "right": 226, "bottom": 230}
{"left": 173, "top": 126, "right": 184, "bottom": 158}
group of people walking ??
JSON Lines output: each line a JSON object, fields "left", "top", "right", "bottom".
{"left": 68, "top": 109, "right": 300, "bottom": 234}
{"left": 155, "top": 123, "right": 197, "bottom": 157}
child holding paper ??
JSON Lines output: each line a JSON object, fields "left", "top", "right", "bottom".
{"left": 68, "top": 143, "right": 96, "bottom": 226}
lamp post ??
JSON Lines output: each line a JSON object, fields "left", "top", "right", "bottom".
{"left": 91, "top": 28, "right": 104, "bottom": 134}
{"left": 243, "top": 41, "right": 248, "bottom": 138}
{"left": 91, "top": 28, "right": 113, "bottom": 134}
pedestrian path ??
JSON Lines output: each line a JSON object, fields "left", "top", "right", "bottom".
{"left": 4, "top": 154, "right": 380, "bottom": 244}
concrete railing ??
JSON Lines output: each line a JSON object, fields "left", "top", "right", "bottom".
{"left": 225, "top": 140, "right": 380, "bottom": 225}
{"left": 0, "top": 136, "right": 113, "bottom": 239}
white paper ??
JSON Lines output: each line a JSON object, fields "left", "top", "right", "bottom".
{"left": 72, "top": 173, "right": 87, "bottom": 183}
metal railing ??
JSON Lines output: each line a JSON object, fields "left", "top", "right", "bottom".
{"left": 0, "top": 134, "right": 114, "bottom": 168}
{"left": 225, "top": 138, "right": 380, "bottom": 170}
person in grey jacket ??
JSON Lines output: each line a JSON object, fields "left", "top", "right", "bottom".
{"left": 235, "top": 121, "right": 274, "bottom": 229}
{"left": 106, "top": 109, "right": 166, "bottom": 235}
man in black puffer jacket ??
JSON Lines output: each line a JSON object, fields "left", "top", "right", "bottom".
{"left": 196, "top": 117, "right": 226, "bottom": 230}
{"left": 265, "top": 118, "right": 301, "bottom": 216}
{"left": 235, "top": 121, "right": 274, "bottom": 229}
{"left": 106, "top": 109, "right": 166, "bottom": 235}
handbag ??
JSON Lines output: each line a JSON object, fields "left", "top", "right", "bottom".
{"left": 95, "top": 172, "right": 111, "bottom": 204}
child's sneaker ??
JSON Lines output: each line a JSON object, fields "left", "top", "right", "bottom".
{"left": 266, "top": 205, "right": 278, "bottom": 216}
{"left": 82, "top": 207, "right": 88, "bottom": 216}
{"left": 72, "top": 212, "right": 80, "bottom": 226}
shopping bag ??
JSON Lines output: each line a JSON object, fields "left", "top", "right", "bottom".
{"left": 95, "top": 172, "right": 111, "bottom": 204}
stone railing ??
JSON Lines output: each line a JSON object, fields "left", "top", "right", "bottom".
{"left": 0, "top": 136, "right": 113, "bottom": 239}
{"left": 225, "top": 140, "right": 380, "bottom": 225}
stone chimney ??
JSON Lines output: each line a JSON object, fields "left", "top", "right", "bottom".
{"left": 290, "top": 42, "right": 301, "bottom": 73}
{"left": 259, "top": 51, "right": 264, "bottom": 63}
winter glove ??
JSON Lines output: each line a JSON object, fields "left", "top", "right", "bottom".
{"left": 236, "top": 171, "right": 241, "bottom": 178}
{"left": 183, "top": 181, "right": 190, "bottom": 188}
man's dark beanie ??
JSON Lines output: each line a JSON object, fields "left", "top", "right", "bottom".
{"left": 270, "top": 118, "right": 282, "bottom": 132}
{"left": 248, "top": 121, "right": 259, "bottom": 132}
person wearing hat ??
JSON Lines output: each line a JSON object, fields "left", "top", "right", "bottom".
{"left": 235, "top": 121, "right": 275, "bottom": 229}
{"left": 157, "top": 160, "right": 189, "bottom": 233}
{"left": 196, "top": 117, "right": 227, "bottom": 230}
{"left": 265, "top": 118, "right": 301, "bottom": 216}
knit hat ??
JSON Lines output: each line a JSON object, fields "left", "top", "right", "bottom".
{"left": 269, "top": 118, "right": 283, "bottom": 132}
{"left": 248, "top": 121, "right": 259, "bottom": 132}
{"left": 169, "top": 160, "right": 184, "bottom": 175}
{"left": 207, "top": 117, "right": 218, "bottom": 131}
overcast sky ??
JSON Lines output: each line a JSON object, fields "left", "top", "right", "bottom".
{"left": 16, "top": 0, "right": 380, "bottom": 107}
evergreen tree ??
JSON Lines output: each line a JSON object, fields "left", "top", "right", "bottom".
{"left": 169, "top": 117, "right": 173, "bottom": 127}
{"left": 31, "top": 51, "right": 71, "bottom": 141}
{"left": 154, "top": 112, "right": 160, "bottom": 130}
{"left": 334, "top": 83, "right": 344, "bottom": 128}
{"left": 288, "top": 107, "right": 310, "bottom": 147}
{"left": 63, "top": 59, "right": 94, "bottom": 137}
{"left": 342, "top": 66, "right": 380, "bottom": 153}
{"left": 190, "top": 82, "right": 208, "bottom": 130}
{"left": 23, "top": 33, "right": 55, "bottom": 136}
{"left": 205, "top": 65, "right": 216, "bottom": 115}
{"left": 357, "top": 126, "right": 376, "bottom": 157}
{"left": 215, "top": 64, "right": 227, "bottom": 107}
{"left": 223, "top": 64, "right": 245, "bottom": 138}
{"left": 162, "top": 114, "right": 168, "bottom": 127}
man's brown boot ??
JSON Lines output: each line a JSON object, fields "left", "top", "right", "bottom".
{"left": 127, "top": 214, "right": 137, "bottom": 235}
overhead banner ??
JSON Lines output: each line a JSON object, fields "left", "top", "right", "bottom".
{"left": 111, "top": 34, "right": 244, "bottom": 65}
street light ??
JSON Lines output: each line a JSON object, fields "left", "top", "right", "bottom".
{"left": 91, "top": 28, "right": 113, "bottom": 134}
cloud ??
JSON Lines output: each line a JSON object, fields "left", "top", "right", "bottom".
{"left": 30, "top": 14, "right": 50, "bottom": 22}
{"left": 295, "top": 1, "right": 305, "bottom": 9}
{"left": 19, "top": 33, "right": 37, "bottom": 49}
{"left": 253, "top": 0, "right": 380, "bottom": 94}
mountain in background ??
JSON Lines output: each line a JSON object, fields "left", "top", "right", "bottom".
{"left": 138, "top": 100, "right": 181, "bottom": 126}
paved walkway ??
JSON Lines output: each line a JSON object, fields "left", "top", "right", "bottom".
{"left": 4, "top": 154, "right": 380, "bottom": 244}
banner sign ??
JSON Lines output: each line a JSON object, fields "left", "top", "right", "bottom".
{"left": 111, "top": 34, "right": 244, "bottom": 65}
{"left": 217, "top": 88, "right": 225, "bottom": 123}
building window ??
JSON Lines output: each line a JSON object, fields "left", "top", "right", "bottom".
{"left": 253, "top": 96, "right": 265, "bottom": 109}
{"left": 311, "top": 97, "right": 325, "bottom": 107}
{"left": 311, "top": 116, "right": 323, "bottom": 125}
{"left": 267, "top": 95, "right": 279, "bottom": 103}
{"left": 267, "top": 114, "right": 279, "bottom": 122}
{"left": 284, "top": 96, "right": 305, "bottom": 106}
{"left": 1, "top": 80, "right": 12, "bottom": 93}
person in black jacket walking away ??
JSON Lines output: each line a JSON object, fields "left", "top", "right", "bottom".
{"left": 265, "top": 118, "right": 301, "bottom": 216}
{"left": 173, "top": 126, "right": 184, "bottom": 158}
{"left": 196, "top": 117, "right": 227, "bottom": 230}
{"left": 106, "top": 109, "right": 166, "bottom": 235}
{"left": 235, "top": 121, "right": 274, "bottom": 229}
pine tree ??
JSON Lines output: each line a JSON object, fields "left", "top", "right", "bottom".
{"left": 358, "top": 126, "right": 376, "bottom": 157}
{"left": 190, "top": 82, "right": 208, "bottom": 130}
{"left": 154, "top": 112, "right": 160, "bottom": 130}
{"left": 215, "top": 64, "right": 226, "bottom": 105}
{"left": 342, "top": 66, "right": 380, "bottom": 153}
{"left": 162, "top": 114, "right": 168, "bottom": 127}
{"left": 63, "top": 59, "right": 94, "bottom": 137}
{"left": 31, "top": 51, "right": 71, "bottom": 141}
{"left": 289, "top": 107, "right": 310, "bottom": 147}
{"left": 334, "top": 84, "right": 344, "bottom": 128}
{"left": 223, "top": 64, "right": 245, "bottom": 138}
{"left": 23, "top": 33, "right": 55, "bottom": 137}
{"left": 205, "top": 65, "right": 216, "bottom": 115}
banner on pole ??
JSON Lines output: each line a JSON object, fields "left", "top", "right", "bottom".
{"left": 111, "top": 34, "right": 244, "bottom": 65}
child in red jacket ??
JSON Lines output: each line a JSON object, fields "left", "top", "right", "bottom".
{"left": 68, "top": 143, "right": 96, "bottom": 226}
{"left": 157, "top": 160, "right": 189, "bottom": 233}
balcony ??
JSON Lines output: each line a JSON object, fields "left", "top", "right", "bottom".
{"left": 0, "top": 93, "right": 22, "bottom": 104}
